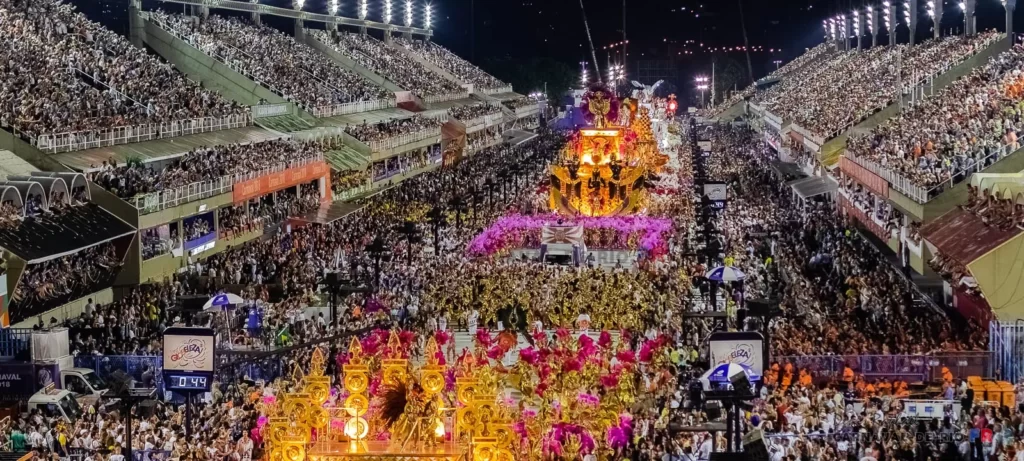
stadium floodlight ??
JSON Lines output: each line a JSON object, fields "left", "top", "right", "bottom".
{"left": 329, "top": 0, "right": 339, "bottom": 15}
{"left": 958, "top": 1, "right": 966, "bottom": 11}
{"left": 424, "top": 3, "right": 432, "bottom": 29}
{"left": 293, "top": 0, "right": 304, "bottom": 10}
{"left": 867, "top": 6, "right": 874, "bottom": 33}
{"left": 359, "top": 0, "right": 368, "bottom": 19}
{"left": 405, "top": 0, "right": 413, "bottom": 26}
{"left": 926, "top": 1, "right": 935, "bottom": 18}
{"left": 383, "top": 0, "right": 392, "bottom": 24}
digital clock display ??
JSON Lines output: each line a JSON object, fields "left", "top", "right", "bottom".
{"left": 166, "top": 375, "right": 209, "bottom": 391}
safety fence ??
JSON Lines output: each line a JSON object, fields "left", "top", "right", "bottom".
{"left": 772, "top": 352, "right": 992, "bottom": 382}
{"left": 0, "top": 328, "right": 32, "bottom": 358}
{"left": 132, "top": 154, "right": 323, "bottom": 214}
{"left": 845, "top": 146, "right": 1007, "bottom": 204}
{"left": 310, "top": 98, "right": 396, "bottom": 118}
{"left": 34, "top": 114, "right": 252, "bottom": 154}
{"left": 424, "top": 91, "right": 469, "bottom": 104}
{"left": 365, "top": 128, "right": 441, "bottom": 153}
{"left": 251, "top": 103, "right": 291, "bottom": 119}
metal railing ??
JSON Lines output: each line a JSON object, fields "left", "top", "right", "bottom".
{"left": 514, "top": 104, "right": 541, "bottom": 118}
{"left": 334, "top": 183, "right": 372, "bottom": 201}
{"left": 480, "top": 85, "right": 513, "bottom": 95}
{"left": 132, "top": 154, "right": 323, "bottom": 214}
{"left": 0, "top": 328, "right": 32, "bottom": 357}
{"left": 252, "top": 103, "right": 291, "bottom": 119}
{"left": 365, "top": 128, "right": 441, "bottom": 153}
{"left": 424, "top": 91, "right": 469, "bottom": 104}
{"left": 846, "top": 146, "right": 1007, "bottom": 204}
{"left": 34, "top": 114, "right": 251, "bottom": 154}
{"left": 310, "top": 98, "right": 396, "bottom": 118}
{"left": 773, "top": 352, "right": 992, "bottom": 381}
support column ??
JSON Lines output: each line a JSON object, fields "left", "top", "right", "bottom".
{"left": 888, "top": 2, "right": 898, "bottom": 45}
{"left": 855, "top": 10, "right": 864, "bottom": 50}
{"left": 965, "top": 0, "right": 976, "bottom": 35}
{"left": 1006, "top": 0, "right": 1017, "bottom": 43}
{"left": 933, "top": 1, "right": 943, "bottom": 39}
{"left": 199, "top": 6, "right": 209, "bottom": 19}
{"left": 842, "top": 14, "right": 852, "bottom": 51}
{"left": 251, "top": 12, "right": 261, "bottom": 25}
{"left": 870, "top": 7, "right": 880, "bottom": 47}
{"left": 294, "top": 19, "right": 305, "bottom": 41}
{"left": 128, "top": 0, "right": 144, "bottom": 48}
{"left": 909, "top": 0, "right": 919, "bottom": 46}
{"left": 384, "top": 29, "right": 393, "bottom": 43}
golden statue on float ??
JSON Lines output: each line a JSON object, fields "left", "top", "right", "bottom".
{"left": 549, "top": 85, "right": 667, "bottom": 216}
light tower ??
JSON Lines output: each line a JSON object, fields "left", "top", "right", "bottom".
{"left": 382, "top": 0, "right": 393, "bottom": 42}
{"left": 868, "top": 5, "right": 879, "bottom": 47}
{"left": 905, "top": 0, "right": 918, "bottom": 46}
{"left": 424, "top": 2, "right": 433, "bottom": 41}
{"left": 963, "top": 0, "right": 976, "bottom": 35}
{"left": 926, "top": 0, "right": 941, "bottom": 39}
{"left": 293, "top": 0, "right": 305, "bottom": 41}
{"left": 358, "top": 0, "right": 368, "bottom": 34}
{"left": 885, "top": 0, "right": 897, "bottom": 45}
{"left": 853, "top": 10, "right": 863, "bottom": 49}
{"left": 1004, "top": 0, "right": 1017, "bottom": 42}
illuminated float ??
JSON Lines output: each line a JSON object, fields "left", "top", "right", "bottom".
{"left": 549, "top": 85, "right": 667, "bottom": 216}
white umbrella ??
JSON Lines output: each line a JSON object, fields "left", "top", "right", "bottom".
{"left": 705, "top": 265, "right": 746, "bottom": 282}
{"left": 203, "top": 292, "right": 244, "bottom": 311}
{"left": 698, "top": 362, "right": 753, "bottom": 390}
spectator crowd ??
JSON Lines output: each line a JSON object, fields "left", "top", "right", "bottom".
{"left": 151, "top": 12, "right": 391, "bottom": 112}
{"left": 396, "top": 38, "right": 509, "bottom": 92}
{"left": 343, "top": 115, "right": 441, "bottom": 143}
{"left": 312, "top": 31, "right": 464, "bottom": 98}
{"left": 0, "top": 0, "right": 245, "bottom": 141}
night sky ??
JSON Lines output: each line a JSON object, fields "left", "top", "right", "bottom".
{"left": 89, "top": 0, "right": 1018, "bottom": 102}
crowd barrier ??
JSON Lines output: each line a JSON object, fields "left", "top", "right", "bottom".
{"left": 68, "top": 449, "right": 171, "bottom": 461}
{"left": 132, "top": 154, "right": 324, "bottom": 214}
{"left": 311, "top": 98, "right": 396, "bottom": 118}
{"left": 845, "top": 146, "right": 1006, "bottom": 204}
{"left": 772, "top": 352, "right": 992, "bottom": 382}
{"left": 424, "top": 91, "right": 469, "bottom": 104}
{"left": 34, "top": 114, "right": 252, "bottom": 154}
{"left": 252, "top": 103, "right": 291, "bottom": 119}
{"left": 365, "top": 128, "right": 441, "bottom": 153}
{"left": 480, "top": 85, "right": 513, "bottom": 95}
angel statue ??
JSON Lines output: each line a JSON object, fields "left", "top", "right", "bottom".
{"left": 630, "top": 80, "right": 664, "bottom": 103}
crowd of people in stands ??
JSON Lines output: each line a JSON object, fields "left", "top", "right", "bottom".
{"left": 183, "top": 217, "right": 213, "bottom": 242}
{"left": 313, "top": 31, "right": 463, "bottom": 97}
{"left": 847, "top": 43, "right": 1024, "bottom": 192}
{"left": 0, "top": 0, "right": 244, "bottom": 141}
{"left": 88, "top": 139, "right": 321, "bottom": 200}
{"left": 396, "top": 38, "right": 509, "bottom": 92}
{"left": 14, "top": 243, "right": 121, "bottom": 311}
{"left": 331, "top": 169, "right": 369, "bottom": 195}
{"left": 343, "top": 115, "right": 441, "bottom": 143}
{"left": 501, "top": 96, "right": 536, "bottom": 111}
{"left": 2, "top": 109, "right": 1011, "bottom": 461}
{"left": 757, "top": 31, "right": 1001, "bottom": 139}
{"left": 448, "top": 103, "right": 501, "bottom": 121}
{"left": 151, "top": 12, "right": 391, "bottom": 111}
{"left": 707, "top": 43, "right": 836, "bottom": 116}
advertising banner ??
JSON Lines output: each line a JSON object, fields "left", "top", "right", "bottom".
{"left": 233, "top": 161, "right": 329, "bottom": 203}
{"left": 162, "top": 328, "right": 216, "bottom": 373}
{"left": 709, "top": 331, "right": 765, "bottom": 379}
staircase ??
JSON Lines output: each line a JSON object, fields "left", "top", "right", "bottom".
{"left": 324, "top": 145, "right": 369, "bottom": 171}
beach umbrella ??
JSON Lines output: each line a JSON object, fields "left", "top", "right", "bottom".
{"left": 203, "top": 292, "right": 244, "bottom": 311}
{"left": 705, "top": 265, "right": 746, "bottom": 282}
{"left": 698, "top": 362, "right": 754, "bottom": 390}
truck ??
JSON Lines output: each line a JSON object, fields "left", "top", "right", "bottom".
{"left": 25, "top": 385, "right": 85, "bottom": 422}
{"left": 0, "top": 362, "right": 109, "bottom": 421}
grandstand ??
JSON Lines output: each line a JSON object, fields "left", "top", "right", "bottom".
{"left": 0, "top": 0, "right": 540, "bottom": 327}
{"left": 742, "top": 26, "right": 1024, "bottom": 331}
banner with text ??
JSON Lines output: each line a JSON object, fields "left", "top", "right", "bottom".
{"left": 233, "top": 161, "right": 330, "bottom": 203}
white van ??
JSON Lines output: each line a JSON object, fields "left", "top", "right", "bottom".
{"left": 27, "top": 387, "right": 84, "bottom": 422}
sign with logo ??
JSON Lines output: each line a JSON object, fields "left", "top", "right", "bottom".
{"left": 708, "top": 331, "right": 765, "bottom": 379}
{"left": 0, "top": 363, "right": 36, "bottom": 399}
{"left": 698, "top": 140, "right": 712, "bottom": 152}
{"left": 703, "top": 182, "right": 728, "bottom": 201}
{"left": 233, "top": 161, "right": 330, "bottom": 203}
{"left": 163, "top": 327, "right": 216, "bottom": 373}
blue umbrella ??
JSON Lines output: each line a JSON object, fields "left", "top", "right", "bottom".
{"left": 705, "top": 265, "right": 746, "bottom": 282}
{"left": 203, "top": 292, "right": 244, "bottom": 311}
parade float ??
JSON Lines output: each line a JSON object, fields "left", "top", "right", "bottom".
{"left": 549, "top": 85, "right": 668, "bottom": 217}
{"left": 259, "top": 329, "right": 674, "bottom": 461}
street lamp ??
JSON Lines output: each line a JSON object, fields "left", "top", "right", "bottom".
{"left": 772, "top": 60, "right": 782, "bottom": 70}
{"left": 293, "top": 0, "right": 304, "bottom": 10}
{"left": 695, "top": 76, "right": 709, "bottom": 108}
